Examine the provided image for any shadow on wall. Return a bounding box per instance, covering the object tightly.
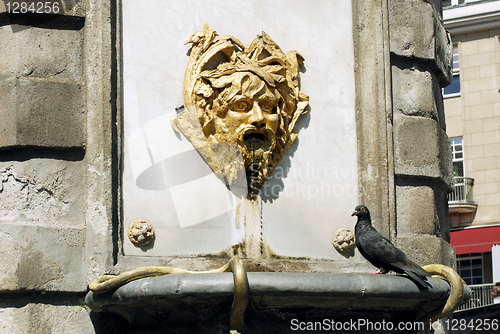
[0,148,85,162]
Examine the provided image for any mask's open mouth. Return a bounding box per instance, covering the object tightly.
[243,133,265,144]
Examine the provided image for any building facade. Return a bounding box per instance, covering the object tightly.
[443,0,500,315]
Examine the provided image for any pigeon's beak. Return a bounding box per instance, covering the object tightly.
[351,211,358,217]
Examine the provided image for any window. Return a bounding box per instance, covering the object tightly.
[451,137,464,177]
[442,0,466,7]
[457,253,483,285]
[444,45,460,97]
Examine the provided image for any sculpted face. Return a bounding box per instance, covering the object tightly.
[222,74,279,144]
[213,72,279,161]
[172,23,309,197]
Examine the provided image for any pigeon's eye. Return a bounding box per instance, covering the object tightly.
[360,207,365,211]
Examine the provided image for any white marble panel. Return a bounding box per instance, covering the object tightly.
[122,0,358,259]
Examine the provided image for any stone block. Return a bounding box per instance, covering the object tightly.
[0,27,16,76]
[391,60,445,127]
[18,27,82,80]
[397,235,456,268]
[395,176,451,242]
[462,66,481,81]
[465,118,482,132]
[464,91,481,107]
[396,184,438,236]
[481,89,500,105]
[468,53,492,67]
[393,114,454,187]
[389,0,434,58]
[443,96,462,117]
[485,169,500,182]
[474,182,497,196]
[389,0,452,85]
[468,77,493,93]
[480,64,498,78]
[0,161,84,226]
[0,78,17,145]
[487,192,500,206]
[460,40,478,56]
[0,295,95,334]
[473,157,497,172]
[0,21,82,80]
[484,143,500,157]
[471,131,495,146]
[0,77,85,149]
[465,144,484,159]
[0,224,87,292]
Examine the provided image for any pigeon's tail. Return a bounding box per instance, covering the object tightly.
[405,270,432,289]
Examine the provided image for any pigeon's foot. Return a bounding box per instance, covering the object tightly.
[367,270,382,274]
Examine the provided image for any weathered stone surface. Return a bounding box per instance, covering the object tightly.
[391,60,447,130]
[389,0,452,85]
[434,13,453,84]
[395,178,451,241]
[389,1,454,274]
[0,79,17,145]
[0,162,84,226]
[397,235,456,269]
[389,0,435,58]
[0,78,84,149]
[393,114,454,187]
[0,23,83,80]
[396,184,439,236]
[0,294,94,334]
[0,14,84,150]
[352,0,394,240]
[0,224,86,292]
[14,28,82,80]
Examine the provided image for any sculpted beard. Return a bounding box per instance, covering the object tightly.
[211,107,277,188]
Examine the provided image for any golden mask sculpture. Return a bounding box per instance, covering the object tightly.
[172,23,309,198]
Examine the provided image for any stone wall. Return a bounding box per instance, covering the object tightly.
[388,0,456,269]
[0,0,454,333]
[0,0,112,332]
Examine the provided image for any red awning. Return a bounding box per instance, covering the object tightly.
[451,225,500,255]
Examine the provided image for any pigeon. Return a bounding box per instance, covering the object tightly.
[351,205,432,288]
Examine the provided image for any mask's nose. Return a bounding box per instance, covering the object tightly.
[249,102,265,128]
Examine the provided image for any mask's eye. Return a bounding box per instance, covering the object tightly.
[259,100,274,113]
[231,100,250,112]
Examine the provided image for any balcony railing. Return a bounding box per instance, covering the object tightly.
[455,283,495,312]
[448,177,476,204]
